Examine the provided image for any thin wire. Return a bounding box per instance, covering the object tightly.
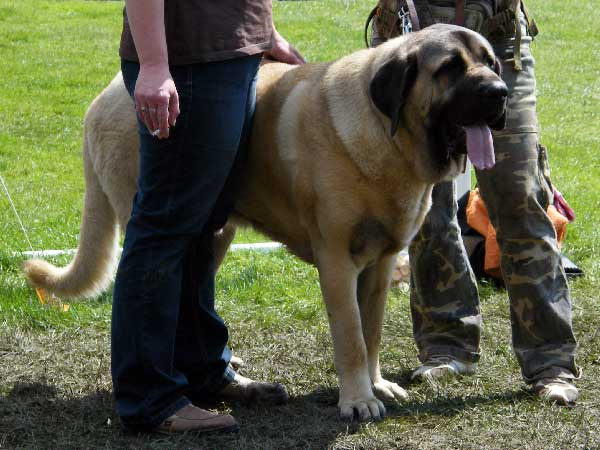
[0,174,35,252]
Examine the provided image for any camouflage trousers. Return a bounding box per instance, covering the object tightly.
[406,13,580,383]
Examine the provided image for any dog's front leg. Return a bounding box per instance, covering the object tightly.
[316,249,385,422]
[357,255,408,403]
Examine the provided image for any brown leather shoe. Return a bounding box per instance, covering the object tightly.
[154,404,239,434]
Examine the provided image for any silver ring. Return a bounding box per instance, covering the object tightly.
[140,106,148,112]
[151,129,161,137]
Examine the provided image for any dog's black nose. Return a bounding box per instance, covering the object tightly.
[478,80,508,98]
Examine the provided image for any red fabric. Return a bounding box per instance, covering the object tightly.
[553,188,576,222]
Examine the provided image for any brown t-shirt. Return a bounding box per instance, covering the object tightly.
[119,0,273,65]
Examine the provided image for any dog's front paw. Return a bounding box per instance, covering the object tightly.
[373,379,408,403]
[338,396,386,422]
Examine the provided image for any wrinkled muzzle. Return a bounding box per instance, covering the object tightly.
[430,74,508,170]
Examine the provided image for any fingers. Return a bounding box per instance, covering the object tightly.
[137,102,168,138]
[133,70,179,139]
[291,45,306,64]
[270,26,305,65]
[265,33,306,65]
[135,102,174,139]
[147,105,161,134]
[138,91,179,139]
[280,44,305,65]
[136,104,152,132]
[168,89,180,127]
[156,103,169,139]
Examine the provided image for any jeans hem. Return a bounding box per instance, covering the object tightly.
[120,396,191,431]
[206,364,236,394]
[522,366,582,385]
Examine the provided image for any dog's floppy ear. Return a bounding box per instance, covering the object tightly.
[369,52,418,136]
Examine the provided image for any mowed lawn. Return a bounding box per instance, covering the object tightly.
[0,1,599,449]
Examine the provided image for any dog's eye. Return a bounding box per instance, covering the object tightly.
[480,49,497,71]
[434,54,465,78]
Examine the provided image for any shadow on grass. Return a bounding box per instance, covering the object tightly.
[1,378,533,450]
[382,368,533,416]
[386,390,533,418]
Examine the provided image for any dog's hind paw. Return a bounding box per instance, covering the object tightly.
[373,379,408,403]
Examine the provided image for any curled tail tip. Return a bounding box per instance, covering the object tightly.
[20,258,105,300]
[21,258,54,288]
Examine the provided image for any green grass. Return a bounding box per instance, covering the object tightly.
[1,1,599,449]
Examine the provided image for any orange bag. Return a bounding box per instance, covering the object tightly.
[465,189,569,279]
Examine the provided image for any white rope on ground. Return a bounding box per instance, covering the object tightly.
[14,244,411,259]
[3,173,407,260]
[14,242,285,258]
[1,174,35,252]
[2,177,286,258]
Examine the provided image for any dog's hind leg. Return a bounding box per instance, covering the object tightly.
[357,256,409,403]
[214,221,237,272]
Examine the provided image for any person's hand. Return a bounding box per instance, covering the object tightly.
[134,63,180,139]
[265,27,305,65]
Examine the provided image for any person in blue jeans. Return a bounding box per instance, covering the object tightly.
[112,0,304,434]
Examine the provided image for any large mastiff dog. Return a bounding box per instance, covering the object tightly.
[24,25,507,421]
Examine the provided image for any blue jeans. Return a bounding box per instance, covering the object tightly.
[112,54,261,430]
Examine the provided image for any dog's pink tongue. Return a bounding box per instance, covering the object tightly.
[465,125,495,170]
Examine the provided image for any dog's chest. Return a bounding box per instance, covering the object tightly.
[348,183,432,267]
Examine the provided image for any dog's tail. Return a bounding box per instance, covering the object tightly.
[22,137,119,299]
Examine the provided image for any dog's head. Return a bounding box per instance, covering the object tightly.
[369,24,507,181]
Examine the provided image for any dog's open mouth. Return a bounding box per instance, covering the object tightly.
[443,122,466,155]
[442,121,496,171]
[464,125,495,170]
[429,92,506,173]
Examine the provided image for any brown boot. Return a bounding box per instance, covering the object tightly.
[154,404,239,434]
